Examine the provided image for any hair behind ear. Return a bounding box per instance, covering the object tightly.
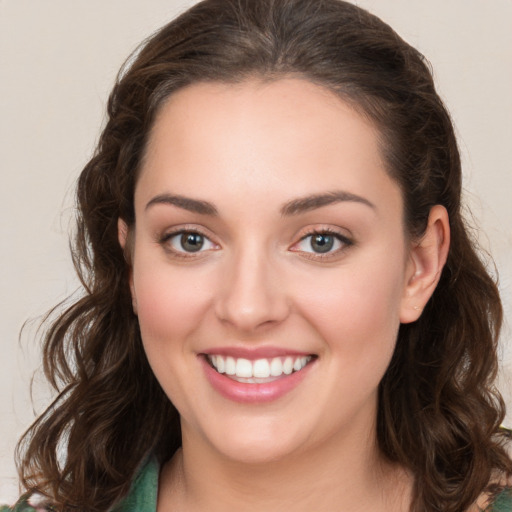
[378,210,508,511]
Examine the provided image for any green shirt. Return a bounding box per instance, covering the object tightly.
[2,457,511,511]
[0,457,158,512]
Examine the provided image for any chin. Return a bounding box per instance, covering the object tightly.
[198,415,310,465]
[217,438,301,465]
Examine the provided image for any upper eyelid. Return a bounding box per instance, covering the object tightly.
[159,225,216,241]
[295,225,353,242]
[161,228,202,240]
[299,229,350,241]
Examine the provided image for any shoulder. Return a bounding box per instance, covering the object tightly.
[484,489,512,512]
[111,455,160,512]
[482,428,512,511]
[0,492,56,511]
[1,455,159,512]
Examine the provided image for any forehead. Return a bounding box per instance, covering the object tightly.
[137,78,401,216]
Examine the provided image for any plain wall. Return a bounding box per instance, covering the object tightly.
[1,0,511,503]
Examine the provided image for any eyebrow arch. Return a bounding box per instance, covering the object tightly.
[145,194,218,216]
[281,191,375,216]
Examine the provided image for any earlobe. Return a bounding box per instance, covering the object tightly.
[117,218,138,315]
[400,205,450,324]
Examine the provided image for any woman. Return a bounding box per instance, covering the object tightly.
[2,0,511,510]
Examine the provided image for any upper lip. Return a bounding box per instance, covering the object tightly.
[200,346,315,360]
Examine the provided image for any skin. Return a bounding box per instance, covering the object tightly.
[119,78,450,511]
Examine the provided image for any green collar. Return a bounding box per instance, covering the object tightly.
[113,456,159,512]
[490,488,512,511]
[111,456,512,512]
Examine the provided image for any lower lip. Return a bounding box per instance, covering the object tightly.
[200,356,315,403]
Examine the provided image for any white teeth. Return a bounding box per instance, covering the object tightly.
[283,357,293,375]
[225,356,236,375]
[235,358,253,378]
[216,355,225,374]
[253,359,270,378]
[208,354,312,379]
[270,357,283,377]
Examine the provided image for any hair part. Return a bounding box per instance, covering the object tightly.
[17,1,510,510]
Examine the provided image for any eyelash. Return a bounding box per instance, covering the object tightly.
[158,227,353,260]
[159,228,218,259]
[291,228,354,260]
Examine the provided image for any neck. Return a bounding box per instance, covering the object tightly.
[158,416,412,512]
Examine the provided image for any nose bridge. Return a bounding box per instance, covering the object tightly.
[215,239,288,331]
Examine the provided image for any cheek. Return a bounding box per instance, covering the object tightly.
[131,261,215,414]
[294,249,406,371]
[132,261,214,344]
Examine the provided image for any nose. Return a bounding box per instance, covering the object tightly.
[214,247,290,333]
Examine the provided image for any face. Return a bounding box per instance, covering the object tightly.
[126,78,417,464]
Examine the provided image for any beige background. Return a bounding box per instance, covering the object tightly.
[1,0,511,503]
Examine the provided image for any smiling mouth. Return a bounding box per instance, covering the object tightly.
[205,354,316,383]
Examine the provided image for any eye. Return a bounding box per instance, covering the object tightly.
[163,230,217,254]
[292,230,353,256]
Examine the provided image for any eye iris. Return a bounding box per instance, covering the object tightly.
[181,233,204,252]
[311,234,334,253]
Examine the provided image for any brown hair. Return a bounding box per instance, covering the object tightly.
[17,0,511,510]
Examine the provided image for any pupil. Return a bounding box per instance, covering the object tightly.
[311,234,334,253]
[181,233,204,252]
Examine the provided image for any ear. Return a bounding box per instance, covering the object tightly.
[118,218,137,315]
[400,205,450,323]
[118,217,129,250]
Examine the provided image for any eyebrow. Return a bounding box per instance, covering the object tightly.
[145,194,218,215]
[145,190,375,217]
[280,191,375,216]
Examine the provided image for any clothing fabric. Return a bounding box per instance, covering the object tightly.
[0,457,158,512]
[2,456,512,511]
[493,490,512,512]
